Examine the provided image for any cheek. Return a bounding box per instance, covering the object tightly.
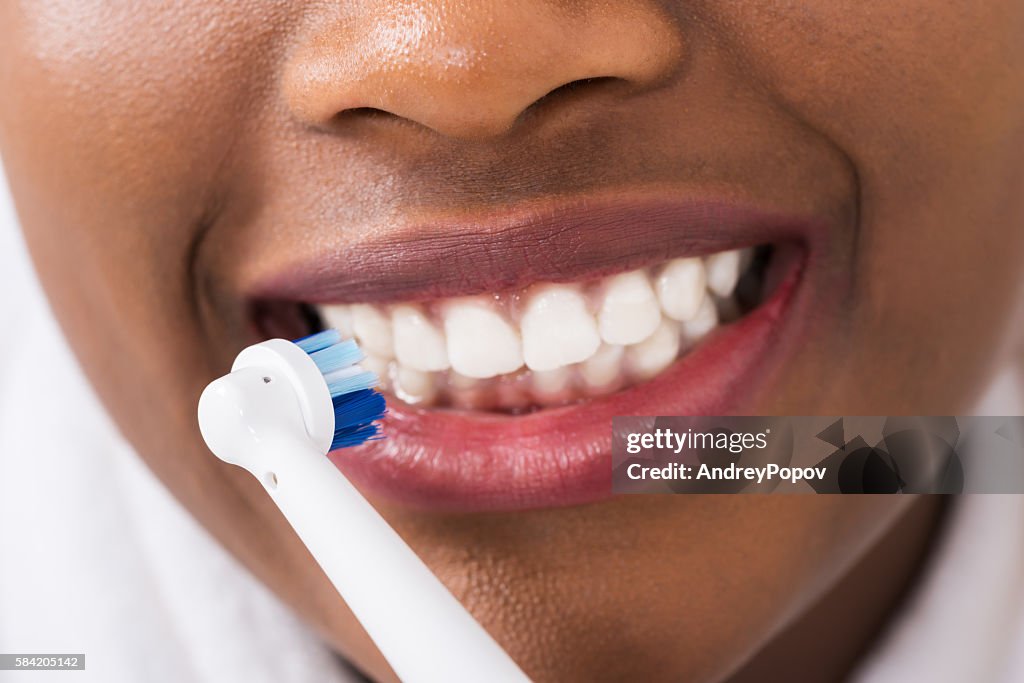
[0,7,332,651]
[707,1,1024,412]
[0,6,381,663]
[0,3,248,300]
[0,2,287,439]
[1,3,262,189]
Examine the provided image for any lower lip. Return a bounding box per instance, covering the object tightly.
[329,250,808,512]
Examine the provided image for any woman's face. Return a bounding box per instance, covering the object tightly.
[2,1,1022,681]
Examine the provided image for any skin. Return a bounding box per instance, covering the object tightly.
[2,1,1022,681]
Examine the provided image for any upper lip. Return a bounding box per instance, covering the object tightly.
[245,193,811,306]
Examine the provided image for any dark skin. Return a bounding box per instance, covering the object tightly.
[1,1,1021,681]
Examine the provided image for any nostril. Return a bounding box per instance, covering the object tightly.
[545,77,619,99]
[528,77,622,111]
[512,77,622,126]
[324,78,624,136]
[282,2,682,138]
[333,106,400,124]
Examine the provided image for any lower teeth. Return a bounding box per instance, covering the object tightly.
[296,246,769,412]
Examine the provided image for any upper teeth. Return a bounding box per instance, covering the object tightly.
[655,257,705,321]
[349,304,394,359]
[705,249,742,298]
[442,298,523,379]
[392,304,450,372]
[521,285,601,372]
[597,271,662,345]
[315,247,752,407]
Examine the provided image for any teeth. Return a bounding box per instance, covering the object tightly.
[392,304,450,372]
[317,245,759,410]
[521,285,601,371]
[531,367,573,403]
[580,343,625,391]
[680,296,719,343]
[597,271,662,345]
[360,354,392,383]
[319,304,355,337]
[393,366,437,404]
[655,258,706,321]
[705,249,743,297]
[626,318,681,380]
[351,305,394,359]
[443,298,524,378]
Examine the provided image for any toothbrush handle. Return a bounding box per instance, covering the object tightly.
[260,436,531,683]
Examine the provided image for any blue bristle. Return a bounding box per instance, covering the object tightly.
[294,329,342,354]
[292,328,386,451]
[330,389,387,450]
[332,422,384,449]
[325,370,378,396]
[309,339,363,375]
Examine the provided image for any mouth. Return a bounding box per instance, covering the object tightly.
[246,196,821,512]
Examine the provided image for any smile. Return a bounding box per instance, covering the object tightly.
[312,245,759,411]
[246,195,826,512]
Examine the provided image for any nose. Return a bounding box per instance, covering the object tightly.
[282,1,683,140]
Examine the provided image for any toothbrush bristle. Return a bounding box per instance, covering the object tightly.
[332,389,388,448]
[294,328,343,354]
[310,339,363,375]
[293,329,386,450]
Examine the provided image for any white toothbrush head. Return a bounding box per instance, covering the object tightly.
[198,330,385,475]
